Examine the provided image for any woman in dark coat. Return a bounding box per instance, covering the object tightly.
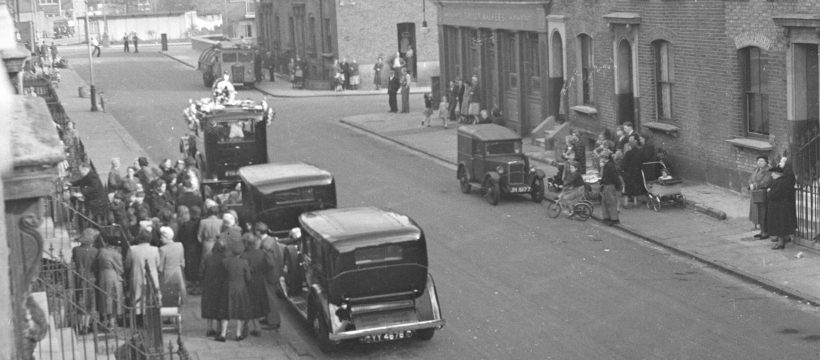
[240,233,270,337]
[180,206,202,285]
[147,179,175,218]
[218,237,252,341]
[72,228,100,334]
[621,133,646,208]
[767,166,796,250]
[201,241,227,338]
[96,233,124,328]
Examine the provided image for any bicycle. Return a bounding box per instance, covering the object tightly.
[544,194,594,221]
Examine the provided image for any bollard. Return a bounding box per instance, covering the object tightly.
[161,34,168,51]
[78,86,87,98]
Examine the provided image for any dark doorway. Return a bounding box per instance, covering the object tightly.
[397,22,417,79]
[549,31,564,121]
[616,40,635,126]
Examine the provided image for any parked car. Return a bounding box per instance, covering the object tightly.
[456,124,546,205]
[279,207,445,352]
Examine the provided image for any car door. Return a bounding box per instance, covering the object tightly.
[471,140,486,182]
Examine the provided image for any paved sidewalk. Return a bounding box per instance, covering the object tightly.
[341,112,820,306]
[57,65,298,360]
[159,45,431,98]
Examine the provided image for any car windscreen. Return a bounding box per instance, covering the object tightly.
[485,141,522,156]
[237,52,254,62]
[214,119,256,144]
[263,185,334,207]
[203,181,244,206]
[222,53,237,62]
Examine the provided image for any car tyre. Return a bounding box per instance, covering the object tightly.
[531,178,544,203]
[312,307,336,353]
[416,328,435,341]
[458,167,471,194]
[283,249,303,296]
[484,179,500,206]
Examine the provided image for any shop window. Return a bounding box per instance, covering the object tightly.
[502,31,517,89]
[793,43,819,123]
[653,40,673,121]
[577,34,593,105]
[288,16,295,49]
[522,32,540,91]
[739,47,769,136]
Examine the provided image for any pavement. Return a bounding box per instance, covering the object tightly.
[53,46,820,358]
[339,112,820,308]
[159,44,432,98]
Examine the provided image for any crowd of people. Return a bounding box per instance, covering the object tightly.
[747,154,797,250]
[67,154,286,341]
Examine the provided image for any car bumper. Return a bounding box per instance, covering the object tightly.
[329,319,446,341]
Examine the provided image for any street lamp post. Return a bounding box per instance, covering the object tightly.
[83,3,98,112]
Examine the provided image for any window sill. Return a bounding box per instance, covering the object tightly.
[643,122,680,137]
[725,137,773,152]
[321,53,334,58]
[570,105,597,115]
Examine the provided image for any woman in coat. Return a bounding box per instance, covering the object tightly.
[96,233,124,328]
[373,57,384,90]
[147,179,174,218]
[72,228,99,334]
[767,166,796,250]
[218,236,252,342]
[125,229,160,317]
[200,240,227,338]
[240,233,270,337]
[158,226,186,306]
[621,133,646,208]
[749,156,772,239]
[179,206,202,287]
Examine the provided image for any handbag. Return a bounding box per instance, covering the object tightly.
[751,189,767,203]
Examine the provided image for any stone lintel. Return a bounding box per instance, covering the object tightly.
[773,14,820,29]
[604,12,641,26]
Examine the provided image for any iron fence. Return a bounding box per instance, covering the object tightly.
[793,121,820,242]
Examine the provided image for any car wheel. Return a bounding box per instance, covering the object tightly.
[546,201,561,218]
[283,249,303,296]
[416,328,435,341]
[458,167,471,194]
[312,307,336,353]
[484,179,500,206]
[573,202,593,221]
[531,178,544,203]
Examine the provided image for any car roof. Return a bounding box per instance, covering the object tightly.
[238,162,333,194]
[300,207,422,253]
[458,124,521,141]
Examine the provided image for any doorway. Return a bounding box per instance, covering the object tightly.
[397,23,417,79]
[616,39,635,125]
[549,31,564,121]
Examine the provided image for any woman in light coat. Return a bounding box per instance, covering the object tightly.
[158,226,186,306]
[126,229,160,316]
[748,155,772,239]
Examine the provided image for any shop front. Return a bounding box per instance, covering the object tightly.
[436,1,549,135]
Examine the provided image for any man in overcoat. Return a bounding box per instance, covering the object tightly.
[387,70,400,113]
[766,166,796,250]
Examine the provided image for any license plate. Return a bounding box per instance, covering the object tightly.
[511,186,531,193]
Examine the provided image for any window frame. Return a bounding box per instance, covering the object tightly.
[577,33,594,106]
[653,40,673,122]
[739,46,769,136]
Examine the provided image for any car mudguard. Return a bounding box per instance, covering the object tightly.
[533,168,546,179]
[457,163,469,180]
[484,171,501,184]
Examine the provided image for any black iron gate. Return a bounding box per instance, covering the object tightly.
[793,124,820,242]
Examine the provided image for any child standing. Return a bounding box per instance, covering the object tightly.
[422,93,433,127]
[438,96,449,129]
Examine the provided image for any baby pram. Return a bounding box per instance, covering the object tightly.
[641,161,685,211]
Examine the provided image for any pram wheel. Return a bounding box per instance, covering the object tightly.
[648,195,661,212]
[546,201,561,218]
[572,202,593,221]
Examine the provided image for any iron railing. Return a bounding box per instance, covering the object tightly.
[794,127,820,242]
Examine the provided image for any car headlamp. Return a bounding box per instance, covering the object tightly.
[496,165,505,174]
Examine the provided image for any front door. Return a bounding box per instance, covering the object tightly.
[615,40,636,126]
[500,31,521,134]
[397,23,417,79]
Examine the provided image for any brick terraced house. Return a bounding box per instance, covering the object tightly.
[256,0,440,90]
[434,0,820,240]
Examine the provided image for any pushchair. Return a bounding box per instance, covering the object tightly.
[641,161,685,211]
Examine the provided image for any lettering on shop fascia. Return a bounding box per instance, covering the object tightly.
[441,7,546,31]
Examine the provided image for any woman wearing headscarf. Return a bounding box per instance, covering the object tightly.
[201,241,227,339]
[72,228,99,334]
[748,155,772,239]
[767,166,796,250]
[96,232,124,329]
[158,226,186,306]
[125,229,160,319]
[219,232,252,342]
[240,232,269,337]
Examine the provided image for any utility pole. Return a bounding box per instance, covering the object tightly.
[83,3,98,112]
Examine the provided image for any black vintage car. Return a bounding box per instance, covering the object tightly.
[280,207,445,352]
[457,124,546,205]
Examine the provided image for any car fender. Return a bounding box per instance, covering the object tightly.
[415,274,445,323]
[484,171,500,184]
[309,284,330,321]
[457,163,469,180]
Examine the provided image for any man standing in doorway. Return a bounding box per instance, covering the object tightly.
[387,70,400,113]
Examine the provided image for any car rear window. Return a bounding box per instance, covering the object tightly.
[354,245,403,266]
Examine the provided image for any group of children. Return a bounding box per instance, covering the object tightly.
[421,93,450,128]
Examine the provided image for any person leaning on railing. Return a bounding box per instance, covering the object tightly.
[70,162,109,225]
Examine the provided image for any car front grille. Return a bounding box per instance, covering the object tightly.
[508,162,525,184]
